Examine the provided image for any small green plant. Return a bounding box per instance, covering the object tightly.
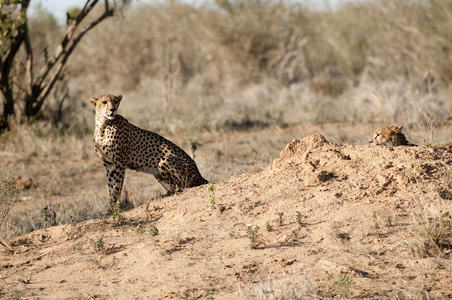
[188,136,201,158]
[188,137,201,148]
[204,290,215,300]
[278,212,284,226]
[148,224,159,236]
[417,210,451,254]
[145,200,153,221]
[225,227,235,237]
[244,197,251,212]
[94,236,105,254]
[247,225,262,249]
[208,186,215,207]
[136,225,144,234]
[386,216,393,227]
[113,201,125,225]
[372,211,379,229]
[42,203,62,227]
[334,272,353,296]
[266,223,273,232]
[0,174,19,230]
[335,272,352,285]
[425,211,451,246]
[296,211,303,225]
[443,212,451,227]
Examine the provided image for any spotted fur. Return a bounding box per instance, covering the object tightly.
[90,94,208,210]
[368,125,415,146]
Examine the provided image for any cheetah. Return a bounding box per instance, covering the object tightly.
[89,94,208,210]
[368,125,416,146]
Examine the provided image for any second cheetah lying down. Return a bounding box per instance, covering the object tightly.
[369,125,416,146]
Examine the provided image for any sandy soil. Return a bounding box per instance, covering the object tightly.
[1,135,452,299]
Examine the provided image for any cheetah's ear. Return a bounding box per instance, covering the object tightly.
[89,97,98,107]
[117,95,122,102]
[396,125,403,132]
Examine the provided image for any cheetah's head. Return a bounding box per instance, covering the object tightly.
[369,125,404,146]
[89,94,122,120]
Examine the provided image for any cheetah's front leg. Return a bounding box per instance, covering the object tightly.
[105,163,126,211]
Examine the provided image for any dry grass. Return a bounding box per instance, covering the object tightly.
[0,172,19,230]
[411,187,452,257]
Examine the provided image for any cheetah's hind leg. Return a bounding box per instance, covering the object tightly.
[154,174,177,195]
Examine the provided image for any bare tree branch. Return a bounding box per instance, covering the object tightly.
[24,30,33,98]
[34,1,115,113]
[34,0,99,91]
[1,0,126,130]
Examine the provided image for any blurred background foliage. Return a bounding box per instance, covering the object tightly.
[4,0,452,134]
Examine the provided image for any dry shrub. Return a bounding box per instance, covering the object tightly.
[2,196,109,240]
[409,175,452,257]
[60,0,452,134]
[0,173,19,232]
[348,80,452,126]
[413,206,452,257]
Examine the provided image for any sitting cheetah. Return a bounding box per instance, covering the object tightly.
[368,125,416,146]
[89,94,208,210]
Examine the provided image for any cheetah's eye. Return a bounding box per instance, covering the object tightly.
[103,101,107,105]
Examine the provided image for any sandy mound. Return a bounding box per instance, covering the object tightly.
[1,135,451,299]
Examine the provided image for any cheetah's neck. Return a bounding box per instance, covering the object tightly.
[93,114,111,141]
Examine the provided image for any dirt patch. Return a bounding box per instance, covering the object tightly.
[1,135,452,299]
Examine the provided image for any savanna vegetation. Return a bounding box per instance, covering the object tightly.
[1,1,452,298]
[1,0,452,238]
